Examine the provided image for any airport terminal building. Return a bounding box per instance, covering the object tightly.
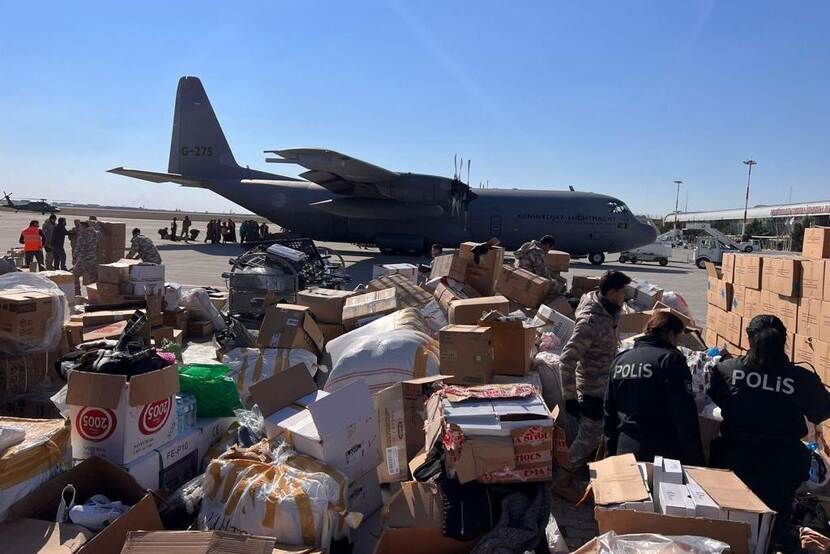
[666,200,830,232]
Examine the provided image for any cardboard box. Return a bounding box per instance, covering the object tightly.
[722,253,737,283]
[6,457,164,554]
[447,295,509,325]
[0,290,55,352]
[127,281,164,297]
[531,305,575,353]
[793,335,830,383]
[0,352,49,399]
[570,275,600,297]
[95,221,128,264]
[738,255,763,290]
[625,280,664,311]
[187,319,214,339]
[120,531,322,554]
[375,376,447,483]
[821,300,830,344]
[730,285,746,315]
[617,311,651,337]
[67,364,179,464]
[40,269,76,303]
[543,250,570,272]
[659,482,696,517]
[98,259,140,284]
[250,364,380,481]
[257,303,325,354]
[296,287,356,324]
[318,322,345,343]
[707,277,733,311]
[433,281,479,313]
[545,294,575,319]
[759,290,777,315]
[115,427,199,492]
[803,226,830,259]
[744,288,762,320]
[686,472,724,520]
[428,384,553,484]
[372,263,418,283]
[439,325,495,385]
[429,253,468,282]
[348,468,383,516]
[760,256,777,292]
[706,304,725,335]
[721,311,743,347]
[705,328,718,348]
[163,307,188,330]
[478,312,539,376]
[496,265,551,309]
[771,257,802,297]
[776,294,798,332]
[369,273,432,308]
[458,240,505,296]
[800,259,826,301]
[825,260,830,300]
[797,298,823,338]
[591,455,773,554]
[129,263,165,283]
[342,288,399,329]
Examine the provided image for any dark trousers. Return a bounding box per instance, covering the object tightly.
[24,250,45,270]
[52,246,67,270]
[711,438,809,551]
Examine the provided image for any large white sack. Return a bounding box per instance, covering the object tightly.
[324,329,439,394]
[223,347,318,407]
[326,308,432,362]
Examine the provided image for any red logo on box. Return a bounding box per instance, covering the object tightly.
[139,398,171,435]
[76,407,117,442]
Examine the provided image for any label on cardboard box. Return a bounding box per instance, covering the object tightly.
[257,303,324,353]
[67,364,179,465]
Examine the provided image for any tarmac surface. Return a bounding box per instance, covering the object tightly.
[1,211,710,324]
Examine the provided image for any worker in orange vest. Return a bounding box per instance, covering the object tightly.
[19,220,47,271]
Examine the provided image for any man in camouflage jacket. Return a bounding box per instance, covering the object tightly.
[127,228,162,264]
[554,271,631,501]
[515,235,567,297]
[72,221,99,293]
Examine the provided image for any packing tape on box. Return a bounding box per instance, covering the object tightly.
[0,421,69,489]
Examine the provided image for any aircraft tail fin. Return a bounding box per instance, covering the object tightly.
[168,76,242,178]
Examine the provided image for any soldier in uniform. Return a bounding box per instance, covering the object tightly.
[604,311,703,465]
[514,235,556,277]
[708,315,830,551]
[72,220,99,293]
[554,270,631,501]
[42,213,56,269]
[126,228,162,264]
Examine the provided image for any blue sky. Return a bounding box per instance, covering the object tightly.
[2,1,829,216]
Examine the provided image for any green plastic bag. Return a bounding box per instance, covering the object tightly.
[178,363,242,417]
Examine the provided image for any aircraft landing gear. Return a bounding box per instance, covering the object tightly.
[588,252,605,266]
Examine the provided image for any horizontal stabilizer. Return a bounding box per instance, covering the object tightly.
[107,167,211,188]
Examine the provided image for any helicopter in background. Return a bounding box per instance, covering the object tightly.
[2,192,60,214]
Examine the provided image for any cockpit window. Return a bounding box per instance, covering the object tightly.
[607,200,630,214]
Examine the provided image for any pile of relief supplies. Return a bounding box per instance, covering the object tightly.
[0,238,792,554]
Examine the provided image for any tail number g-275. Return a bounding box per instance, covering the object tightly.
[181,146,213,157]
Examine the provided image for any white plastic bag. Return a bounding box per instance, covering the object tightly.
[661,291,695,326]
[0,272,69,353]
[577,530,729,554]
[223,347,318,407]
[180,288,226,332]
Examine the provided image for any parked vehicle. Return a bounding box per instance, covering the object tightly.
[618,242,671,266]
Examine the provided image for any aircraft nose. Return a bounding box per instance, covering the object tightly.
[627,221,657,249]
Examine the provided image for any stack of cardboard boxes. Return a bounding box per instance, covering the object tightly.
[704,227,830,382]
[92,220,127,264]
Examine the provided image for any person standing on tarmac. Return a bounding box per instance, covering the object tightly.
[708,315,830,551]
[604,311,703,465]
[554,270,631,501]
[51,217,69,271]
[42,213,56,269]
[19,220,47,270]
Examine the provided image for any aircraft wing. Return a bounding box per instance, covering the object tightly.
[265,148,399,195]
[107,167,212,188]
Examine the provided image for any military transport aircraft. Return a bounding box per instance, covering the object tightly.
[110,77,656,264]
[3,192,60,214]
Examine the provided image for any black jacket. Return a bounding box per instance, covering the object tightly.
[708,356,830,447]
[604,335,703,465]
[51,224,68,250]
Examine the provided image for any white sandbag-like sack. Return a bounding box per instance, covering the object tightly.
[180,287,226,332]
[0,272,69,354]
[223,347,318,407]
[324,328,439,394]
[198,441,359,550]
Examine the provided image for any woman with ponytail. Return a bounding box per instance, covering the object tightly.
[708,315,830,551]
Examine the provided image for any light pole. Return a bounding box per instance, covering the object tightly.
[673,180,683,231]
[741,160,757,237]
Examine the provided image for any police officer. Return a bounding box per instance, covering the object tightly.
[708,315,830,551]
[604,311,703,465]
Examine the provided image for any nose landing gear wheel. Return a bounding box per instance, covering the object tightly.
[588,252,605,266]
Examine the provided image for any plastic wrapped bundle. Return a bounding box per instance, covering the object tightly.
[222,347,318,407]
[0,272,69,354]
[661,291,695,327]
[324,309,439,394]
[577,530,729,554]
[180,288,227,332]
[198,441,359,549]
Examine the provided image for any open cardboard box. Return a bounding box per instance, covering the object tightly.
[250,363,380,481]
[4,457,163,554]
[589,454,773,554]
[257,304,324,354]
